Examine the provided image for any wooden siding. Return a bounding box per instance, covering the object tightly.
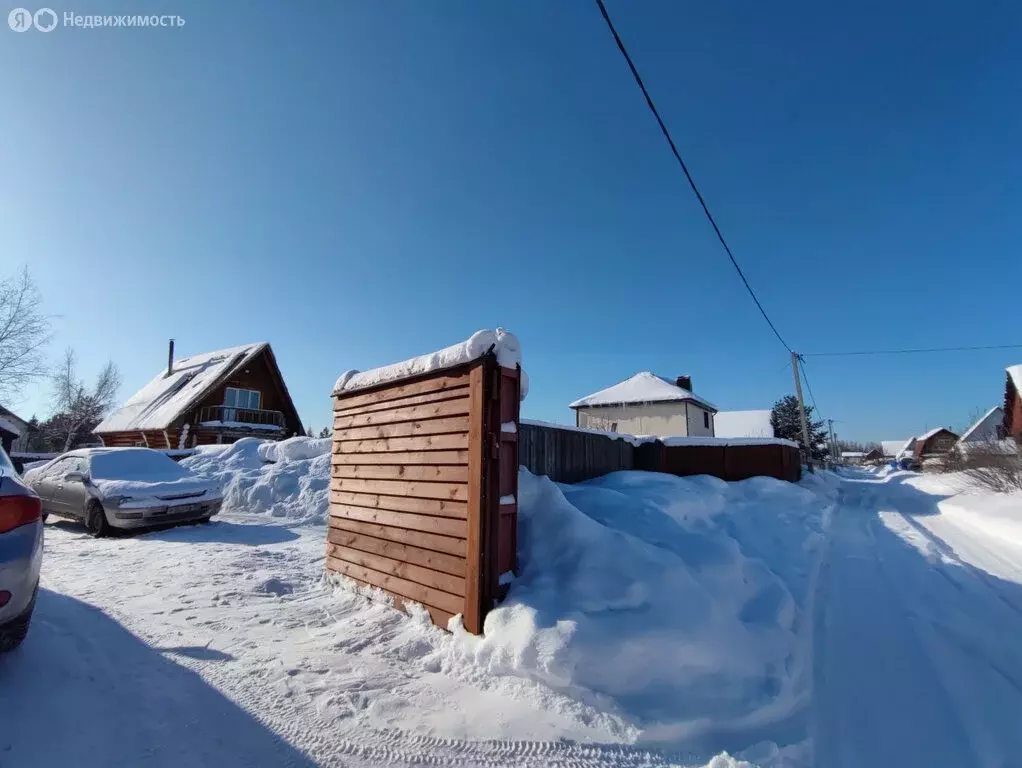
[327,358,521,635]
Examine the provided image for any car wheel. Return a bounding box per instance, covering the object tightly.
[197,516,213,525]
[0,600,35,653]
[85,501,110,538]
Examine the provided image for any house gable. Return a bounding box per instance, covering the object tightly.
[190,346,301,434]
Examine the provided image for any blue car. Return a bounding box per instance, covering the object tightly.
[0,446,43,652]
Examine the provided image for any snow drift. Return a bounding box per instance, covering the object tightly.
[425,469,832,755]
[181,437,331,525]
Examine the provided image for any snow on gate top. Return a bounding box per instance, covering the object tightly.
[332,328,527,399]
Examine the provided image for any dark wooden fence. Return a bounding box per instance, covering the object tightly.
[519,421,635,484]
[519,421,801,484]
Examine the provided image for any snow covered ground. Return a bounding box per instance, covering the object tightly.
[3,439,1022,767]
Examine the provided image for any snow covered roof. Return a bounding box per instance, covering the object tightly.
[917,427,957,442]
[569,372,717,411]
[714,410,773,438]
[0,406,27,437]
[95,343,268,433]
[881,439,912,458]
[959,406,1004,443]
[1008,364,1022,393]
[332,329,526,398]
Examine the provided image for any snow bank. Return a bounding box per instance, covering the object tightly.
[333,328,526,398]
[426,468,829,751]
[181,437,330,524]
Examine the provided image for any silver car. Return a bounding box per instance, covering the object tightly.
[24,448,222,537]
[0,446,43,652]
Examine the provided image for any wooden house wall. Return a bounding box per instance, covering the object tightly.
[194,349,297,431]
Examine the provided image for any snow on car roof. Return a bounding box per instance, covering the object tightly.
[333,329,525,397]
[569,371,717,411]
[95,344,266,433]
[714,410,773,438]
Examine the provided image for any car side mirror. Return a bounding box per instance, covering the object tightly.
[63,471,87,483]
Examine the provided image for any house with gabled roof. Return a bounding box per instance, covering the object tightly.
[0,405,29,454]
[959,406,1005,445]
[95,341,302,449]
[569,372,717,437]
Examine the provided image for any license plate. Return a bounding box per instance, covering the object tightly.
[176,503,202,514]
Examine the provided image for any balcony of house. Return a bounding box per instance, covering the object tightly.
[196,405,286,433]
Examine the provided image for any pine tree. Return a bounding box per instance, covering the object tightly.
[771,394,829,462]
[318,426,330,439]
[305,424,314,437]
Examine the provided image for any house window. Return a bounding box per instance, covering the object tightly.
[224,387,261,411]
[703,411,710,429]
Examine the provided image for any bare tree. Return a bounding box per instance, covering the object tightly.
[942,437,1022,493]
[51,349,122,451]
[0,268,51,401]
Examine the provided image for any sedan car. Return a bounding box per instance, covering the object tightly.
[0,446,43,652]
[23,448,222,537]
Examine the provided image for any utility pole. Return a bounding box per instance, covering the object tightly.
[791,351,814,472]
[828,419,837,464]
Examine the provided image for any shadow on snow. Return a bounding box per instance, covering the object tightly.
[0,589,316,767]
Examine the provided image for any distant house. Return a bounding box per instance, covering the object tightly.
[569,372,717,437]
[913,428,959,461]
[862,447,884,463]
[1005,365,1022,441]
[95,341,302,449]
[0,406,29,454]
[715,409,773,439]
[841,451,866,466]
[959,406,1005,445]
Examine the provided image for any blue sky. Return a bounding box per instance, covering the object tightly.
[3,0,1020,443]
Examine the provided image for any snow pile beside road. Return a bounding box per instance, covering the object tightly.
[427,469,830,756]
[181,437,330,524]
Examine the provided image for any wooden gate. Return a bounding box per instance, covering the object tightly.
[327,353,520,634]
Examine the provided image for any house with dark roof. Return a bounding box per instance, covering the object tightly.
[569,372,717,437]
[95,341,302,448]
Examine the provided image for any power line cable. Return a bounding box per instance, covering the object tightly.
[594,0,792,353]
[798,355,821,418]
[803,343,1022,358]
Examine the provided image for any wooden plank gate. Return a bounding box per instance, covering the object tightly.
[327,353,520,634]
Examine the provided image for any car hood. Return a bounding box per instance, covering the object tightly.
[92,477,221,502]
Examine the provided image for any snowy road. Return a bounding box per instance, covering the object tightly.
[4,461,1022,768]
[813,473,1022,767]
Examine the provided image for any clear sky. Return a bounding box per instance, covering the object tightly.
[3,0,1020,443]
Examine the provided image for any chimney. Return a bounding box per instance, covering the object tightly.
[166,339,175,377]
[675,375,692,392]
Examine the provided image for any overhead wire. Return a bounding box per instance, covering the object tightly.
[594,0,792,353]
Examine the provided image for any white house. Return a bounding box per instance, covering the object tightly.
[569,372,717,437]
[958,406,1005,444]
[715,409,773,439]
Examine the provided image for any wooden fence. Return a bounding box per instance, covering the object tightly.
[328,353,520,634]
[519,422,801,484]
[518,421,635,484]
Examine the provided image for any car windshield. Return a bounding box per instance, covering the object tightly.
[89,450,190,482]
